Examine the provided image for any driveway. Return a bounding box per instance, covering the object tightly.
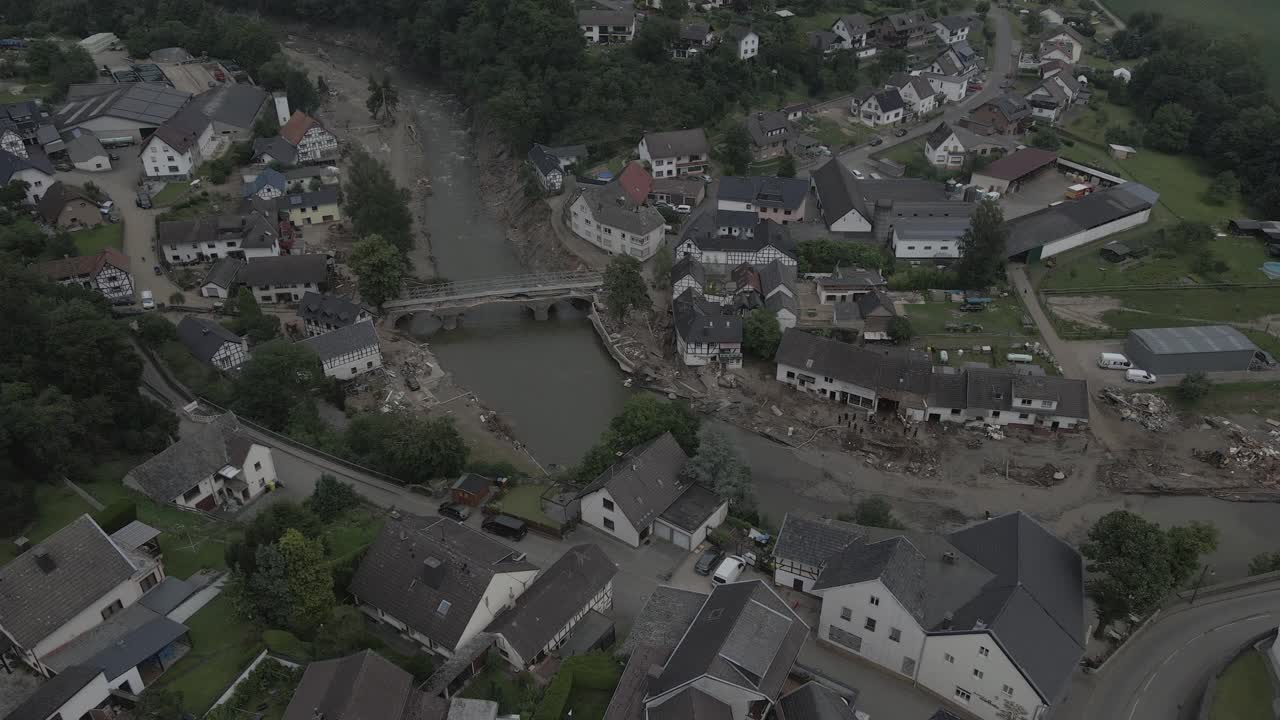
[838,8,1017,173]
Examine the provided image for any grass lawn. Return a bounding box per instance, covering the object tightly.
[496,484,562,529]
[880,140,922,168]
[1208,650,1276,720]
[0,484,94,564]
[460,663,539,715]
[1165,381,1280,418]
[152,182,191,207]
[904,297,1036,337]
[1039,234,1275,290]
[323,505,385,566]
[1243,330,1280,359]
[72,223,124,255]
[154,594,264,715]
[3,84,52,102]
[1106,287,1280,324]
[565,687,614,720]
[794,11,842,33]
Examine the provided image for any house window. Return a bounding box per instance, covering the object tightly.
[367,361,374,368]
[901,657,916,675]
[101,599,124,619]
[141,573,159,592]
[990,411,1000,418]
[168,166,179,173]
[254,461,262,471]
[864,617,877,632]
[1020,399,1032,406]
[954,687,972,703]
[182,486,202,503]
[944,653,955,664]
[829,626,862,653]
[869,595,880,606]
[602,498,615,511]
[786,371,795,379]
[603,518,615,531]
[1002,684,1014,696]
[889,628,901,642]
[979,646,990,657]
[840,607,852,621]
[1018,413,1030,420]
[973,668,984,679]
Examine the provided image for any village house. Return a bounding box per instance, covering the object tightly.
[158,212,282,264]
[891,215,971,263]
[1025,72,1081,123]
[808,30,840,55]
[242,167,286,201]
[744,110,794,161]
[449,473,492,507]
[199,257,244,299]
[926,41,980,79]
[675,211,798,268]
[718,175,809,224]
[967,94,1032,136]
[758,259,798,329]
[4,666,115,720]
[279,110,339,164]
[32,248,133,305]
[300,319,384,380]
[1,100,52,144]
[239,253,329,303]
[0,148,54,204]
[176,316,249,372]
[577,432,729,549]
[275,188,341,226]
[971,147,1060,194]
[567,162,665,260]
[280,650,447,720]
[885,73,939,117]
[839,290,898,341]
[908,367,1090,428]
[650,175,706,207]
[488,544,617,670]
[540,143,587,169]
[638,128,710,178]
[772,511,1085,720]
[672,256,709,300]
[874,11,935,48]
[1039,25,1086,63]
[603,580,808,720]
[923,121,1018,168]
[297,291,373,337]
[774,329,932,412]
[281,165,341,192]
[831,13,873,53]
[0,516,166,676]
[934,15,970,44]
[857,89,906,127]
[810,158,974,241]
[349,513,540,657]
[1004,182,1157,263]
[191,83,269,142]
[141,104,215,180]
[814,266,888,304]
[673,22,715,59]
[723,26,760,60]
[65,132,110,172]
[54,83,191,144]
[124,413,277,509]
[251,135,298,167]
[1,125,25,157]
[36,182,103,229]
[921,72,969,103]
[578,10,636,43]
[528,143,565,192]
[673,288,745,368]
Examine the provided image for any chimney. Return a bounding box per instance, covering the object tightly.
[422,556,445,588]
[942,551,956,564]
[940,612,954,629]
[273,92,291,127]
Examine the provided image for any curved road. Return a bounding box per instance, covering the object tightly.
[1056,582,1280,720]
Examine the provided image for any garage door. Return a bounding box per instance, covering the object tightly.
[653,522,672,543]
[670,529,690,550]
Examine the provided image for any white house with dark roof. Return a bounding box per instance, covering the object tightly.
[280,649,445,720]
[0,515,165,676]
[176,316,249,372]
[158,212,282,265]
[673,288,744,368]
[349,513,540,656]
[774,512,1084,720]
[857,89,906,127]
[671,256,708,300]
[907,367,1090,429]
[528,143,565,192]
[774,329,932,412]
[297,291,373,337]
[577,433,728,550]
[885,73,938,117]
[300,319,383,380]
[578,10,635,43]
[718,176,809,224]
[200,257,244,299]
[141,103,214,180]
[723,26,760,60]
[831,14,872,52]
[934,15,970,44]
[0,148,55,204]
[3,666,113,720]
[567,170,665,260]
[488,544,617,670]
[279,111,338,164]
[638,129,709,178]
[31,248,133,305]
[924,122,1019,168]
[675,211,797,268]
[240,254,329,303]
[123,413,276,509]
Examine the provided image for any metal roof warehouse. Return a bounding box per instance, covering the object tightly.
[1125,325,1258,375]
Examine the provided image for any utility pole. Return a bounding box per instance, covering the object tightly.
[1188,564,1214,604]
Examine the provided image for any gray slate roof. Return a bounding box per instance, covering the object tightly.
[1129,325,1256,355]
[642,128,709,159]
[579,432,689,528]
[192,84,268,130]
[277,188,338,209]
[137,577,196,616]
[0,148,53,183]
[658,484,725,532]
[774,329,932,398]
[620,586,708,656]
[0,516,138,649]
[674,288,743,345]
[45,603,187,680]
[348,514,537,651]
[647,688,732,720]
[124,414,254,502]
[281,650,415,720]
[964,368,1089,420]
[55,82,190,129]
[813,536,928,621]
[773,514,862,567]
[718,176,808,211]
[681,213,797,257]
[871,89,904,113]
[176,316,243,365]
[777,681,858,720]
[575,183,665,236]
[486,544,617,662]
[649,581,807,702]
[671,255,706,287]
[203,257,245,290]
[578,9,633,26]
[243,168,286,198]
[300,319,379,362]
[759,259,796,296]
[297,291,370,329]
[528,144,562,176]
[810,158,867,228]
[744,111,792,148]
[451,473,491,496]
[239,253,329,287]
[253,136,298,165]
[150,103,211,154]
[3,666,103,720]
[66,132,106,163]
[1004,183,1156,257]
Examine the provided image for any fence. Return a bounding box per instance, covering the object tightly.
[1040,281,1280,294]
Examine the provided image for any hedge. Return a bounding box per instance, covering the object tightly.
[93,500,137,534]
[532,652,621,720]
[532,670,573,720]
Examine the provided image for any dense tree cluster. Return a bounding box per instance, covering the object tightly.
[796,239,892,275]
[345,147,416,254]
[16,40,95,99]
[954,199,1008,288]
[574,395,700,483]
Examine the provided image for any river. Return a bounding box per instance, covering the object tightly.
[399,88,633,468]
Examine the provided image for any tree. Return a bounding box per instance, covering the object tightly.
[720,125,753,176]
[231,340,325,431]
[975,0,991,15]
[996,700,1030,720]
[232,288,280,343]
[603,256,651,321]
[227,501,323,575]
[136,314,177,347]
[633,18,680,63]
[277,529,334,632]
[1029,127,1061,150]
[888,315,914,344]
[1203,171,1239,206]
[253,110,279,139]
[1143,103,1195,153]
[307,474,361,521]
[1023,12,1044,35]
[1081,511,1218,632]
[345,412,469,480]
[954,199,1008,289]
[661,0,688,19]
[575,396,701,481]
[366,74,400,122]
[350,235,406,307]
[245,543,293,627]
[682,427,753,512]
[344,146,415,253]
[743,308,782,359]
[852,497,906,529]
[1176,372,1211,403]
[797,239,890,274]
[776,154,796,178]
[1248,552,1280,576]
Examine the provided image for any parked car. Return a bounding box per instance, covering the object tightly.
[482,514,528,540]
[712,555,747,585]
[1254,350,1277,368]
[53,160,73,172]
[894,128,908,137]
[438,502,472,522]
[851,169,866,180]
[1097,352,1132,370]
[136,192,153,209]
[694,547,725,576]
[99,200,114,215]
[675,204,692,214]
[869,137,884,146]
[1125,369,1158,384]
[140,290,155,310]
[405,376,421,391]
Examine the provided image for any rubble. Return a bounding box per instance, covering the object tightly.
[1101,388,1172,431]
[1192,416,1280,482]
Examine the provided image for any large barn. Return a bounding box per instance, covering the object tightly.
[1125,326,1258,375]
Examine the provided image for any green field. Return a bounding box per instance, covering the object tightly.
[495,483,562,529]
[904,297,1036,337]
[1106,0,1280,93]
[72,223,123,254]
[153,594,264,715]
[1207,650,1276,720]
[1039,234,1275,290]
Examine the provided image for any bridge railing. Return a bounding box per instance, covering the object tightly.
[399,271,603,301]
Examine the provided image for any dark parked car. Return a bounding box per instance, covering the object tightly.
[153,265,162,276]
[894,128,908,137]
[482,514,528,540]
[694,547,725,576]
[438,502,472,522]
[869,137,884,146]
[136,192,153,209]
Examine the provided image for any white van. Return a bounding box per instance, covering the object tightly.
[712,555,746,585]
[1125,369,1157,384]
[1098,352,1132,369]
[140,290,155,310]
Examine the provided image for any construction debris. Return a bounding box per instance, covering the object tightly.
[1101,388,1171,431]
[1192,416,1280,482]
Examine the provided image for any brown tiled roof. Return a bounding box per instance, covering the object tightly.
[32,248,130,281]
[279,111,319,146]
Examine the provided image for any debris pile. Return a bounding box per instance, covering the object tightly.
[1193,416,1280,482]
[1101,388,1171,431]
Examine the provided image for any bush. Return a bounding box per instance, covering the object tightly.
[563,652,622,690]
[93,500,137,533]
[306,474,361,521]
[387,651,435,681]
[533,670,574,720]
[136,314,178,347]
[1176,372,1211,403]
[263,629,313,662]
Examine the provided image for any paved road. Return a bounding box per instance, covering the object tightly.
[1055,581,1280,720]
[839,8,1017,172]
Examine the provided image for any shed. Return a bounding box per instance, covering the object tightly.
[1099,241,1130,262]
[1108,143,1137,160]
[1125,325,1258,375]
[450,473,492,506]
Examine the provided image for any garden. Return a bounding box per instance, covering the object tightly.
[71,223,123,255]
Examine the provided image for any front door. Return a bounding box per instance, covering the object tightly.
[792,578,804,590]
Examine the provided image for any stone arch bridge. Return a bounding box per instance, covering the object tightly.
[382,271,604,328]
